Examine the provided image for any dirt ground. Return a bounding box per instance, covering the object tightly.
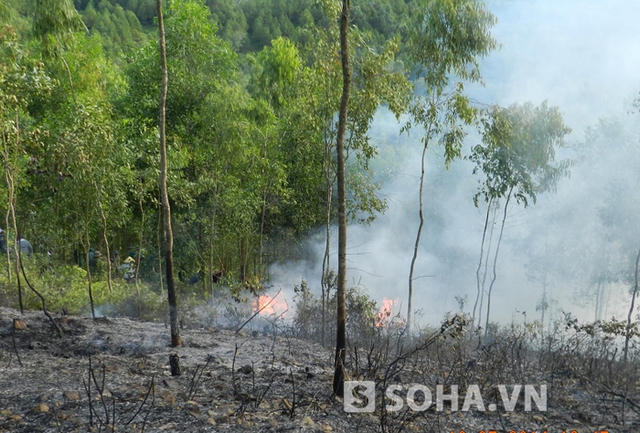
[0,307,634,432]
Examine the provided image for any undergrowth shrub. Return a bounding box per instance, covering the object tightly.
[291,277,381,345]
[0,254,165,319]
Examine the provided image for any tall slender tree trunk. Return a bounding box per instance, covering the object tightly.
[3,135,13,286]
[3,143,14,292]
[258,133,270,275]
[9,204,22,314]
[484,188,512,336]
[321,128,335,347]
[155,208,164,292]
[97,194,113,293]
[477,203,497,328]
[472,197,493,326]
[595,281,603,321]
[321,182,332,347]
[539,268,548,329]
[135,196,145,308]
[407,137,430,333]
[624,249,640,363]
[594,238,608,321]
[157,0,181,347]
[208,206,217,298]
[4,210,12,284]
[333,0,351,398]
[84,225,95,319]
[4,114,20,310]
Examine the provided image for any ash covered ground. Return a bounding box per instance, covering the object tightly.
[0,307,637,432]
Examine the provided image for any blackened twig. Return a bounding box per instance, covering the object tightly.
[19,252,62,336]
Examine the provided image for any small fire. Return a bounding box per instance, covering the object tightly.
[253,293,290,317]
[375,298,400,327]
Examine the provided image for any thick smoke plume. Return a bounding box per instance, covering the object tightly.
[267,0,640,328]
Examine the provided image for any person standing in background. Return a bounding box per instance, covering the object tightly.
[18,235,33,257]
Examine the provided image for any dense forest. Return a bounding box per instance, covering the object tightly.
[3,0,636,341]
[0,0,496,315]
[0,0,425,312]
[6,1,640,430]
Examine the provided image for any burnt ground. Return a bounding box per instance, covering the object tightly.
[0,307,637,432]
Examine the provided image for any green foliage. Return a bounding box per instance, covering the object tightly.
[249,37,301,111]
[0,256,165,317]
[408,0,497,88]
[1,0,577,334]
[78,0,149,59]
[32,0,86,56]
[405,0,498,166]
[470,101,572,207]
[204,0,247,50]
[264,3,410,233]
[240,0,320,52]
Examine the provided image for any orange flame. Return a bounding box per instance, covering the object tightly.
[375,298,400,327]
[253,293,290,317]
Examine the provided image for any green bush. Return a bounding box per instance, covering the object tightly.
[0,254,165,319]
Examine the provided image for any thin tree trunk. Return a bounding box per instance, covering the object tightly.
[624,249,640,363]
[539,265,548,331]
[484,188,512,336]
[4,115,21,310]
[321,182,332,347]
[208,206,216,298]
[97,194,113,293]
[135,196,145,309]
[595,278,603,321]
[478,201,498,329]
[478,203,499,330]
[407,139,429,333]
[9,217,22,314]
[4,209,12,284]
[258,132,269,275]
[85,225,95,319]
[333,0,351,398]
[472,197,493,326]
[2,127,14,287]
[157,207,164,293]
[157,0,181,347]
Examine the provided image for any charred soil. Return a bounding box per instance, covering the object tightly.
[0,307,637,432]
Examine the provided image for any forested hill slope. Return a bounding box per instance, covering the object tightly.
[1,0,438,313]
[60,0,411,57]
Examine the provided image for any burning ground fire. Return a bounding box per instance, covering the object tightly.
[376,298,402,327]
[251,292,401,327]
[253,292,290,318]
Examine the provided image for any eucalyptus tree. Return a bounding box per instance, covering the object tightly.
[125,0,270,298]
[331,0,351,399]
[404,0,497,332]
[32,0,85,56]
[469,101,571,333]
[0,24,53,311]
[22,32,132,317]
[156,0,180,347]
[245,43,295,271]
[248,0,409,345]
[624,249,640,363]
[1,0,135,317]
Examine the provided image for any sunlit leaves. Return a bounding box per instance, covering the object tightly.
[470,101,572,207]
[31,0,85,56]
[408,0,497,89]
[249,37,301,111]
